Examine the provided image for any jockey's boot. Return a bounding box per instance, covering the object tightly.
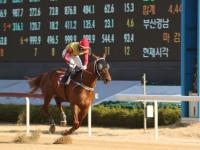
[66,74,71,85]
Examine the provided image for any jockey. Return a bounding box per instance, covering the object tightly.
[61,37,90,84]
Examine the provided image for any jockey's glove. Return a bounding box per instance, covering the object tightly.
[82,65,87,70]
[69,59,75,65]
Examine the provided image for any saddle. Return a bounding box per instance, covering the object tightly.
[58,65,81,85]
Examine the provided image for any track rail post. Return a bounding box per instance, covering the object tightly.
[88,104,92,137]
[154,100,158,141]
[25,97,30,135]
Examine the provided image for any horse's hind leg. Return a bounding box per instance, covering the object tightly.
[42,95,56,133]
[55,97,67,126]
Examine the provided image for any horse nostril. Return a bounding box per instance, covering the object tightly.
[104,78,111,84]
[107,77,111,81]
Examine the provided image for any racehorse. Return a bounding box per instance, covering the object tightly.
[27,53,111,135]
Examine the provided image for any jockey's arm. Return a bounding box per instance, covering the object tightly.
[83,52,89,67]
[64,48,73,63]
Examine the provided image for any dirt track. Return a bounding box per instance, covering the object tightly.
[0,124,200,150]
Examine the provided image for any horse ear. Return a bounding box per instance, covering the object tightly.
[102,52,107,58]
[91,53,98,60]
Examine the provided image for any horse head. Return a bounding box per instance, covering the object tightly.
[87,53,112,84]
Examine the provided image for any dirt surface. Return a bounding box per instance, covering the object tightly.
[0,123,200,150]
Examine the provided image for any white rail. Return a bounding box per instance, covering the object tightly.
[2,93,199,139]
[115,94,200,102]
[25,97,30,135]
[115,94,200,141]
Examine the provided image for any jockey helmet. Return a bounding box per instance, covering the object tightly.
[79,38,90,50]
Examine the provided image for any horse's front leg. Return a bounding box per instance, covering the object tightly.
[78,106,89,126]
[63,105,89,135]
[63,104,79,135]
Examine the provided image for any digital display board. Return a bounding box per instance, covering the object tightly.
[0,0,181,62]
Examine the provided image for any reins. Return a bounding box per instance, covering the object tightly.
[71,71,95,91]
[71,57,105,91]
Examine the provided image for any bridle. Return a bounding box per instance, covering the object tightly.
[71,57,109,91]
[94,57,106,78]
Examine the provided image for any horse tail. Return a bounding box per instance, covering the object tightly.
[25,74,44,94]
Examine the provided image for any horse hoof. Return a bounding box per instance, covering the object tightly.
[62,130,70,136]
[49,124,56,133]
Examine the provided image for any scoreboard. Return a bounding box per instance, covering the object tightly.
[0,0,181,62]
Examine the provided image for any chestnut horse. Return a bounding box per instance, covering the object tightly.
[27,53,111,135]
